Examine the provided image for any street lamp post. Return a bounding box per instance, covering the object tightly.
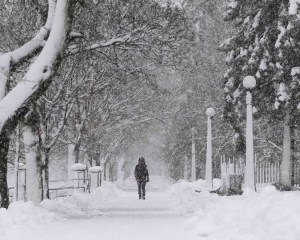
[243,76,256,191]
[206,108,215,189]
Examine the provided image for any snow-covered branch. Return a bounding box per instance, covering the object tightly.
[0,0,56,100]
[255,138,283,151]
[100,133,125,162]
[0,0,76,130]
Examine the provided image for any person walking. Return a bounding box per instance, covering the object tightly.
[134,157,149,200]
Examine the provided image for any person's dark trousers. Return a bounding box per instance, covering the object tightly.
[137,179,146,199]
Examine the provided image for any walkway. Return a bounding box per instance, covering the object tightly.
[5,178,199,240]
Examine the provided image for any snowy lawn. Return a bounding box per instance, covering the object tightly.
[1,178,300,240]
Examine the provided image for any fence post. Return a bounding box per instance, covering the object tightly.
[89,166,103,191]
[71,163,86,193]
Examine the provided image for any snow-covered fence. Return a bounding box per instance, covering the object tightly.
[220,155,244,177]
[48,179,75,199]
[220,155,283,189]
[255,161,281,188]
[48,165,104,198]
[9,163,107,201]
[48,163,90,199]
[294,163,300,188]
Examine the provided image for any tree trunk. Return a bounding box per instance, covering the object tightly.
[100,160,105,184]
[13,124,20,202]
[0,133,10,208]
[42,151,50,200]
[83,153,91,169]
[291,124,295,186]
[68,144,76,187]
[106,162,110,182]
[23,128,43,204]
[92,158,96,167]
[0,113,28,207]
[23,109,43,205]
[184,155,188,181]
[281,113,291,186]
[191,127,196,181]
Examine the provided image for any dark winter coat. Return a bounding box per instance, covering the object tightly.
[134,163,149,181]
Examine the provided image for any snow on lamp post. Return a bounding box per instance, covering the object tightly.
[205,108,215,189]
[243,76,256,191]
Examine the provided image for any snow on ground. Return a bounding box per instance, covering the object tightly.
[0,177,198,240]
[1,176,300,240]
[168,179,300,240]
[40,181,124,218]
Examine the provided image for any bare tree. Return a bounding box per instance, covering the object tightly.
[0,0,77,208]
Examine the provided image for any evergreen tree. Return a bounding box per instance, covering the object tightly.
[220,0,300,186]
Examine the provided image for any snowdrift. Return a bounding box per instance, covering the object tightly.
[168,179,300,240]
[0,181,122,239]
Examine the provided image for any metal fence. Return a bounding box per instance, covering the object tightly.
[8,166,105,202]
[48,178,90,200]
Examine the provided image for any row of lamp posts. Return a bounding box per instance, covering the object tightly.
[204,76,256,190]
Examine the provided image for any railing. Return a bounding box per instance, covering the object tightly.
[8,165,103,202]
[48,178,90,200]
[8,184,26,202]
[8,178,91,202]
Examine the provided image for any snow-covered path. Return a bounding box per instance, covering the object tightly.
[4,178,300,240]
[3,181,198,240]
[40,192,197,240]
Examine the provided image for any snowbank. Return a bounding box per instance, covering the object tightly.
[40,181,123,218]
[168,180,300,240]
[0,201,61,239]
[0,181,122,240]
